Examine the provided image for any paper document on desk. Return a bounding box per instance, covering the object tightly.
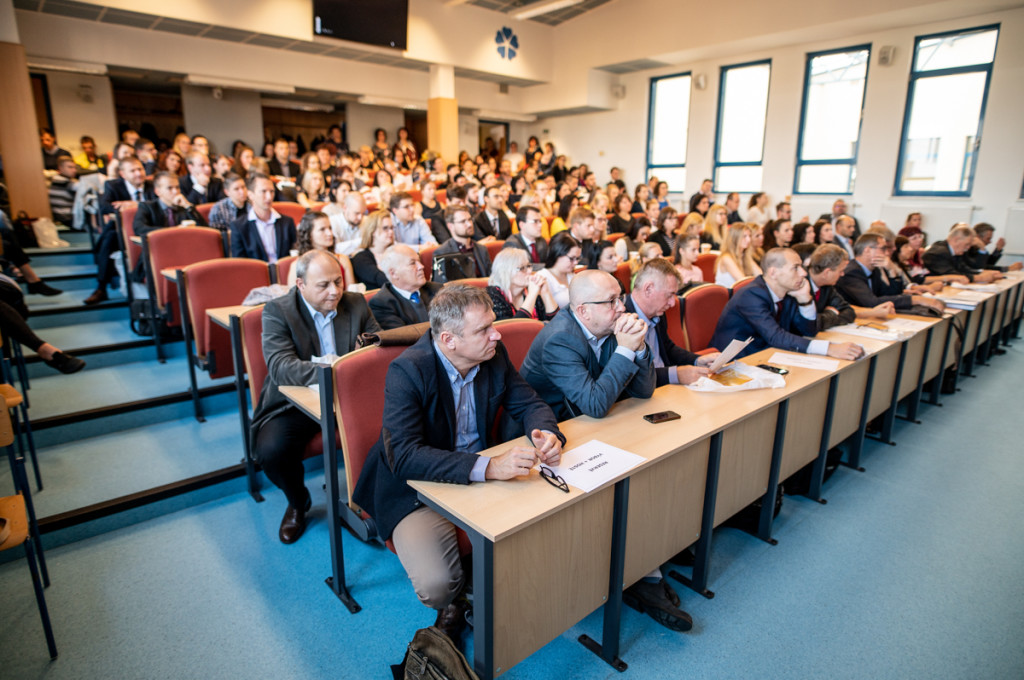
[885,318,933,332]
[540,440,645,493]
[686,362,785,392]
[950,282,1000,293]
[829,323,909,341]
[767,352,840,371]
[705,337,753,374]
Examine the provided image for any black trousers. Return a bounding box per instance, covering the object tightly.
[0,283,44,352]
[252,407,319,509]
[93,220,121,286]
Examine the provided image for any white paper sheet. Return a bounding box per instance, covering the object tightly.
[950,282,1000,293]
[767,352,840,372]
[706,337,753,374]
[885,318,933,332]
[539,440,645,493]
[828,323,907,342]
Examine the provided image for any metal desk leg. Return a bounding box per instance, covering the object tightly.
[874,342,906,446]
[230,315,262,502]
[670,431,722,599]
[1010,283,1023,339]
[901,327,932,423]
[175,270,205,421]
[808,375,839,503]
[468,531,495,680]
[845,356,876,471]
[319,365,360,613]
[757,400,787,544]
[961,309,977,378]
[578,478,629,673]
[927,318,953,406]
[979,297,999,364]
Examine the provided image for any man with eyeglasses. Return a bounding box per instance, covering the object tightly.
[353,284,563,646]
[390,191,438,251]
[503,205,549,267]
[433,205,492,281]
[472,185,513,241]
[836,233,945,314]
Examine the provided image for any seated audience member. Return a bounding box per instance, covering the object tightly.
[135,138,159,175]
[179,150,224,205]
[503,205,549,267]
[230,173,296,264]
[351,210,395,289]
[616,217,652,261]
[419,181,444,226]
[831,215,857,258]
[689,192,710,218]
[715,223,762,288]
[589,239,622,274]
[190,135,210,159]
[819,199,860,237]
[433,205,492,281]
[232,144,255,177]
[73,135,106,174]
[791,221,816,246]
[565,206,599,264]
[86,156,155,305]
[549,194,578,236]
[47,155,79,226]
[725,192,743,224]
[472,185,513,241]
[521,269,693,632]
[653,181,670,209]
[254,251,380,544]
[648,207,681,257]
[158,149,186,177]
[968,222,1022,272]
[776,202,792,222]
[836,233,945,314]
[286,212,355,289]
[296,170,331,209]
[487,248,558,321]
[644,200,662,229]
[0,276,83,373]
[922,224,1003,284]
[702,204,728,249]
[391,191,438,250]
[539,232,582,310]
[709,248,865,360]
[268,137,300,178]
[892,236,968,286]
[746,192,770,227]
[750,223,765,265]
[627,258,719,385]
[326,191,366,256]
[763,219,793,250]
[132,171,207,280]
[207,173,249,232]
[40,128,70,171]
[368,244,443,329]
[352,284,563,644]
[813,219,835,245]
[212,154,233,180]
[805,244,860,330]
[673,234,704,288]
[608,193,635,235]
[1,229,61,296]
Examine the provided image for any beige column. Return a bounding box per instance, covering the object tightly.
[427,64,458,164]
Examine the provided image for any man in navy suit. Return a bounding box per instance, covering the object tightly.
[131,171,207,282]
[230,173,297,263]
[710,248,864,360]
[352,284,563,643]
[502,205,549,268]
[178,150,224,206]
[472,185,513,241]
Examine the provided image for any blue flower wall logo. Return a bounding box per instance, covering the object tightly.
[496,27,519,61]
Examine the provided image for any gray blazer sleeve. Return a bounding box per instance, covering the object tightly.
[542,333,655,418]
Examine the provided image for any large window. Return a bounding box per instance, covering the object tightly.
[713,60,771,193]
[646,72,692,191]
[794,46,870,195]
[895,26,999,196]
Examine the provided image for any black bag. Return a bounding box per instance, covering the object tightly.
[784,447,844,496]
[392,626,480,680]
[722,483,783,534]
[129,299,180,339]
[12,212,39,249]
[432,252,475,284]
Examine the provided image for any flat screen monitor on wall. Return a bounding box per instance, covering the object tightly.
[313,0,409,50]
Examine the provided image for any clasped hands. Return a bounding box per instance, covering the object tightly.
[484,429,563,481]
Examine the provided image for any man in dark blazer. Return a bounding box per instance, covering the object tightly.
[566,205,599,265]
[369,244,444,330]
[836,233,944,314]
[710,248,864,360]
[625,258,719,385]
[230,173,297,263]
[352,284,562,642]
[86,156,156,304]
[923,224,1003,284]
[433,204,492,281]
[805,244,860,331]
[267,138,300,178]
[503,205,549,268]
[252,251,380,544]
[472,185,513,240]
[819,199,860,239]
[178,150,225,206]
[967,223,1022,272]
[131,171,207,282]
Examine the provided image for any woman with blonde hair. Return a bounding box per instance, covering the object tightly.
[350,209,395,288]
[702,204,728,250]
[487,248,558,321]
[296,170,332,209]
[715,223,761,288]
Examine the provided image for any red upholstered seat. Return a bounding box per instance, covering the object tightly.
[436,189,447,204]
[613,261,632,293]
[419,244,438,281]
[696,253,718,283]
[682,284,729,352]
[181,258,271,379]
[195,202,215,222]
[605,232,625,244]
[407,190,422,202]
[484,240,505,262]
[663,294,688,351]
[309,201,328,212]
[494,318,544,370]
[458,277,489,289]
[271,201,307,225]
[145,227,224,327]
[732,276,755,294]
[118,204,141,273]
[275,255,296,285]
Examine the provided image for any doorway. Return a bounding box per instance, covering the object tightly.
[478,120,509,160]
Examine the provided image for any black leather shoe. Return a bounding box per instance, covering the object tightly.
[434,596,470,645]
[278,497,311,544]
[45,352,86,375]
[84,287,108,305]
[623,579,693,632]
[668,547,696,567]
[28,280,62,296]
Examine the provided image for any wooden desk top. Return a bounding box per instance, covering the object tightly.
[130,235,141,245]
[279,385,321,421]
[161,268,178,282]
[206,305,256,330]
[410,347,842,542]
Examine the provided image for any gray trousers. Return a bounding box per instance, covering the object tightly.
[392,505,465,609]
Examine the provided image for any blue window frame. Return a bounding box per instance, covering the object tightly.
[713,59,771,193]
[894,25,999,197]
[793,45,871,195]
[645,72,692,193]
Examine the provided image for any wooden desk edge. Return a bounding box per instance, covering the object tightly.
[279,385,322,421]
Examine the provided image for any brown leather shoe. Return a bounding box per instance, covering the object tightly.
[278,504,308,544]
[83,287,108,305]
[433,597,470,645]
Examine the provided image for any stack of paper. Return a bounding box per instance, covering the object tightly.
[829,322,909,341]
[951,282,1000,293]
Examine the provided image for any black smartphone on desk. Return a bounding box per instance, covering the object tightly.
[757,364,789,375]
[643,410,681,424]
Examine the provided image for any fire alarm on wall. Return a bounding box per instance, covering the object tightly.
[879,46,896,66]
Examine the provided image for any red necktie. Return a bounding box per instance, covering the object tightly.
[530,242,539,263]
[814,289,821,302]
[775,300,784,321]
[164,207,177,226]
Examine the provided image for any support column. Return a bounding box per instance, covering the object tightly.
[0,1,52,219]
[427,64,459,163]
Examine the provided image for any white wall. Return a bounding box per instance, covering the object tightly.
[43,71,118,157]
[180,85,264,158]
[345,103,407,152]
[1,0,19,43]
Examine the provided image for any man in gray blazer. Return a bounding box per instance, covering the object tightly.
[251,250,380,544]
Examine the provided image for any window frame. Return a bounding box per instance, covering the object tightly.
[645,70,692,187]
[893,24,1000,198]
[712,58,772,193]
[792,44,872,196]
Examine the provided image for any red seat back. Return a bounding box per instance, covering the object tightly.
[459,277,489,289]
[119,204,140,272]
[309,201,328,212]
[271,201,307,225]
[436,189,447,204]
[484,240,505,263]
[237,305,268,409]
[663,295,688,350]
[275,255,297,285]
[181,258,271,379]
[419,244,438,281]
[605,232,625,244]
[195,203,215,222]
[732,276,755,294]
[147,227,224,324]
[696,253,718,282]
[407,190,422,202]
[494,318,544,370]
[613,262,632,293]
[682,284,729,352]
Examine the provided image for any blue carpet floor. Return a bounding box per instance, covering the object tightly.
[2,341,1023,679]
